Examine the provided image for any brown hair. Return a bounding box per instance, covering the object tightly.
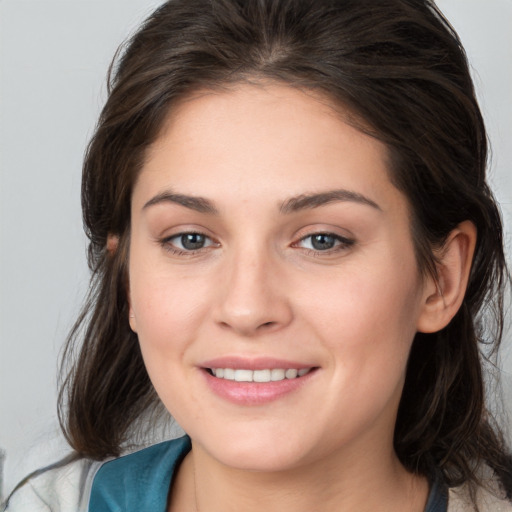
[58,0,512,499]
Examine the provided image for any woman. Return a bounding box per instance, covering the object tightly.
[4,0,512,510]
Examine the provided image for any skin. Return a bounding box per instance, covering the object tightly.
[127,83,476,512]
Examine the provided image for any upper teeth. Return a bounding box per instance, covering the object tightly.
[211,368,311,382]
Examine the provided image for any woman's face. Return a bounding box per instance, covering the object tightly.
[128,84,432,472]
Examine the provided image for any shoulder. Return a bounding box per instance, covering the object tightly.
[89,435,191,511]
[2,436,191,512]
[2,456,102,512]
[93,435,191,482]
[448,483,512,512]
[3,436,191,512]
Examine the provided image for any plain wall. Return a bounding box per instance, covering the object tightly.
[1,0,511,500]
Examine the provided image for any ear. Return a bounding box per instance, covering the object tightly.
[110,233,137,332]
[126,270,137,333]
[417,221,477,333]
[128,303,138,333]
[106,233,119,254]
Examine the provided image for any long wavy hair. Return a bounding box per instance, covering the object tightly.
[58,0,512,501]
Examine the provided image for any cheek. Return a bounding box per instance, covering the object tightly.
[129,270,208,420]
[132,278,206,350]
[301,251,424,379]
[128,246,212,366]
[306,267,423,436]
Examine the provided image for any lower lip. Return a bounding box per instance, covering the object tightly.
[201,369,317,405]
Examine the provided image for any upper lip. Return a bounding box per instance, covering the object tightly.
[200,357,316,371]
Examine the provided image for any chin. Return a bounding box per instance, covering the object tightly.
[216,446,307,473]
[192,425,315,472]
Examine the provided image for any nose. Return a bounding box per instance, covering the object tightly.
[214,246,293,337]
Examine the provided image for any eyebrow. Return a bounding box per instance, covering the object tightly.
[280,189,381,214]
[142,188,381,215]
[143,191,219,214]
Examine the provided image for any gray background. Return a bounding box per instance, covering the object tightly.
[1,0,511,500]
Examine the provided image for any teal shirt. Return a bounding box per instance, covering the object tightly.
[89,436,191,511]
[89,435,447,511]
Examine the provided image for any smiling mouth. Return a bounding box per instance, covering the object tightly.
[206,367,314,382]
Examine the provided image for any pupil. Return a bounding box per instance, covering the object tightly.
[312,234,335,250]
[181,233,205,250]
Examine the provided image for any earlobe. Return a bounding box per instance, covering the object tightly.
[129,305,137,333]
[126,273,137,333]
[417,221,477,333]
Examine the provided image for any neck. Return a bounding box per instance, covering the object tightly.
[169,439,429,512]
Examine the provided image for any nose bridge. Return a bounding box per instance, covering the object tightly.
[215,239,292,335]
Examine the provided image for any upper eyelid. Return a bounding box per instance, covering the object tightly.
[293,226,355,242]
[160,227,215,241]
[165,230,210,239]
[299,232,353,241]
[295,232,354,245]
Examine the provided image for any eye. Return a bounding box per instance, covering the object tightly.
[296,233,354,252]
[162,232,216,253]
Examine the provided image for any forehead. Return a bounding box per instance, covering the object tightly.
[134,83,400,215]
[154,83,377,155]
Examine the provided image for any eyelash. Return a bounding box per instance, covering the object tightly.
[160,232,218,256]
[159,231,355,257]
[294,233,355,254]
